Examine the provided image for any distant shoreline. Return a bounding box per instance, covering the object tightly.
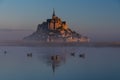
[0,40,120,47]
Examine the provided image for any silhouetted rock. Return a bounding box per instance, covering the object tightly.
[79,53,85,58]
[27,53,32,57]
[71,52,75,56]
[4,51,7,54]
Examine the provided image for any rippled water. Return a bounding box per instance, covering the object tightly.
[0,46,120,80]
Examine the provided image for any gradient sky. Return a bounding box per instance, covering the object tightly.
[0,0,120,41]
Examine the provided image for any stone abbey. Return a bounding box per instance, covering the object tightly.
[44,9,68,30]
[24,9,89,42]
[37,9,68,33]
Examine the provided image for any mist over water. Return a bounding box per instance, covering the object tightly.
[0,46,119,80]
[0,29,33,41]
[0,29,119,42]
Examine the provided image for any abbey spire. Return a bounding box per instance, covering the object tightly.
[52,8,56,18]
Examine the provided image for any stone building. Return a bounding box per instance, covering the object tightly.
[37,9,68,31]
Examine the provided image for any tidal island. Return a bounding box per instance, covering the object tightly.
[24,9,89,43]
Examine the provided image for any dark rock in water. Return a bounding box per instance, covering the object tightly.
[71,52,75,56]
[27,53,32,57]
[79,53,85,58]
[4,51,7,54]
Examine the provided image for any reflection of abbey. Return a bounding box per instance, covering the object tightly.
[24,9,89,42]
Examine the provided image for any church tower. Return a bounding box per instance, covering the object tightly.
[52,8,56,19]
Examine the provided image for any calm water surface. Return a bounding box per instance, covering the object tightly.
[0,46,120,80]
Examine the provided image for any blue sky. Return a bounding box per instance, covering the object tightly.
[0,0,120,41]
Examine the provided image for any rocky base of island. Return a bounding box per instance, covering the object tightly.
[0,40,120,47]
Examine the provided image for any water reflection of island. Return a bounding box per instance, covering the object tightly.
[47,54,66,74]
[50,55,62,73]
[27,47,86,74]
[26,52,65,74]
[38,52,86,74]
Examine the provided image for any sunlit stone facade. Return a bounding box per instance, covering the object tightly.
[37,9,68,31]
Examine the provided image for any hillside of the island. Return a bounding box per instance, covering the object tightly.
[24,10,89,42]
